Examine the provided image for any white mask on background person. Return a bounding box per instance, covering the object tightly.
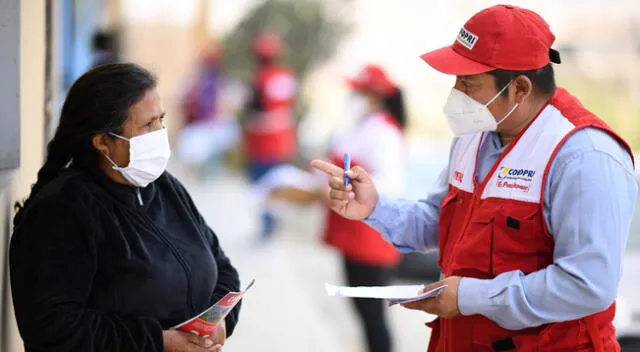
[104,128,171,187]
[443,81,519,136]
[346,94,372,122]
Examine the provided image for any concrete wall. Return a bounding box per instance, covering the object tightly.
[0,0,21,348]
[1,0,48,350]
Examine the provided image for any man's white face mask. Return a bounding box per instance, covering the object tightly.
[443,81,519,136]
[104,128,171,188]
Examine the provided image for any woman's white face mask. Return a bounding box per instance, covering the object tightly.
[104,128,171,187]
[443,81,519,136]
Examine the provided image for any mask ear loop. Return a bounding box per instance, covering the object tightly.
[485,79,515,107]
[496,103,519,125]
[485,79,519,125]
[109,132,130,142]
[104,132,129,169]
[103,153,121,169]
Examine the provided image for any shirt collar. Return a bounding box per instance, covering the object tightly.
[82,165,157,210]
[485,132,508,154]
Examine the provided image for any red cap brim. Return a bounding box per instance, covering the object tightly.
[346,78,367,92]
[420,46,495,75]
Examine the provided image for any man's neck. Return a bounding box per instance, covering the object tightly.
[499,93,553,146]
[499,134,515,146]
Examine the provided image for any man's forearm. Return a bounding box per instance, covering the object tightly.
[364,194,441,253]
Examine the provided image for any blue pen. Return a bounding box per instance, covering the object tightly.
[343,153,351,187]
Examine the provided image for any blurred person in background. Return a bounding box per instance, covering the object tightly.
[177,40,240,179]
[312,5,637,352]
[241,31,298,240]
[92,29,120,67]
[268,64,407,352]
[10,63,241,352]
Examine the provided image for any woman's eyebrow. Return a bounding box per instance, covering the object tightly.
[146,112,166,122]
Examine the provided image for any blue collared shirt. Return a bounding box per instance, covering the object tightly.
[365,128,637,329]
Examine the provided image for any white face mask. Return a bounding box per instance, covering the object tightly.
[347,94,372,121]
[104,128,171,187]
[443,82,519,136]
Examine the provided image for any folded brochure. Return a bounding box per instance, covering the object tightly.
[325,283,447,306]
[173,279,255,337]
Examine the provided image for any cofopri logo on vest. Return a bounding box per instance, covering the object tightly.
[496,166,536,192]
[497,167,535,180]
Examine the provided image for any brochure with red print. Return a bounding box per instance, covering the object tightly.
[173,279,255,337]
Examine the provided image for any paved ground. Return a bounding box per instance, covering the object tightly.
[173,165,435,352]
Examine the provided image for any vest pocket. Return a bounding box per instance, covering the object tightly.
[490,204,551,275]
[472,326,550,352]
[447,206,495,277]
[470,315,553,352]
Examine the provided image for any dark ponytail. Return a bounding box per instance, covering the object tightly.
[13,63,157,227]
[383,87,407,129]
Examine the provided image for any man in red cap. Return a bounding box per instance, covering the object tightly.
[242,32,298,239]
[312,5,637,351]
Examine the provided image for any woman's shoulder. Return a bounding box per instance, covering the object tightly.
[155,172,186,194]
[12,169,103,240]
[26,168,100,212]
[154,172,194,207]
[153,172,203,224]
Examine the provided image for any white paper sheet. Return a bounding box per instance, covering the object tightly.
[325,283,447,306]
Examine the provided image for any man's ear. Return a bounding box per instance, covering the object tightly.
[512,75,533,104]
[92,133,112,156]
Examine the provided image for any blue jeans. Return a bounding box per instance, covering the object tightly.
[247,162,283,239]
[247,162,282,183]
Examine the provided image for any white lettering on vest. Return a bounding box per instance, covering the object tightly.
[496,180,531,193]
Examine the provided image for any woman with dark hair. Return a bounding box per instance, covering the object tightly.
[266,64,407,352]
[10,63,241,352]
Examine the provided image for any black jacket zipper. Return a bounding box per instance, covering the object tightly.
[130,190,196,316]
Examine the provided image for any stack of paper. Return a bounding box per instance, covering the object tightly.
[325,283,447,306]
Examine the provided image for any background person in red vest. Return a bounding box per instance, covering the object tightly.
[242,32,298,239]
[269,64,407,352]
[312,5,637,352]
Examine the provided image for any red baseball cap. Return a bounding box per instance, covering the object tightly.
[252,32,282,59]
[420,5,561,75]
[346,64,397,96]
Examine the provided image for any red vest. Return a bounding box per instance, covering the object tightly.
[323,114,404,266]
[429,88,633,352]
[244,64,297,163]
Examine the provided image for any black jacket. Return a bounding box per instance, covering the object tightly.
[10,167,241,351]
